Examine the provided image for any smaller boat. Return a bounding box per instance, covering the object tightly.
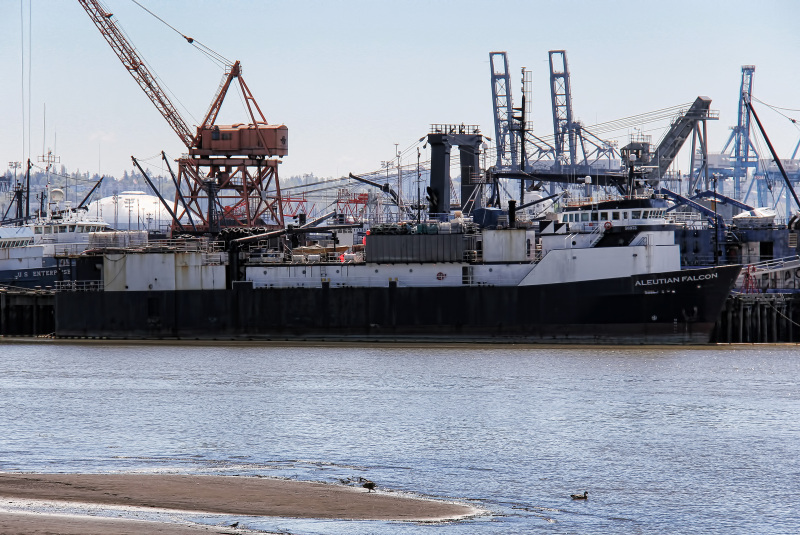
[732,207,777,228]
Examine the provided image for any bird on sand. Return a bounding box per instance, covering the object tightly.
[230,521,239,528]
[571,491,588,500]
[362,480,376,492]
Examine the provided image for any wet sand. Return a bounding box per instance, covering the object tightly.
[0,473,477,534]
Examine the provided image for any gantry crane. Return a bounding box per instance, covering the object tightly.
[78,0,287,232]
[720,66,758,199]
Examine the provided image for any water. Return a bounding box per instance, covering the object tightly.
[1,342,799,534]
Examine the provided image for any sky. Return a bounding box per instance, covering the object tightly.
[2,0,799,183]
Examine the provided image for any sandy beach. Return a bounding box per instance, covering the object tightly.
[0,473,477,534]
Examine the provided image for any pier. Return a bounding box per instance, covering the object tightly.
[714,293,799,343]
[0,289,54,336]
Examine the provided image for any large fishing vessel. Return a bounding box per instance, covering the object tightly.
[0,226,67,289]
[55,194,740,344]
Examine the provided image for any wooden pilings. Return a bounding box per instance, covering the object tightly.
[0,289,55,336]
[714,293,797,343]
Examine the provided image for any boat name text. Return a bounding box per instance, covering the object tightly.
[635,272,718,287]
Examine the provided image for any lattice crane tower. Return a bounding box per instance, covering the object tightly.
[78,0,287,233]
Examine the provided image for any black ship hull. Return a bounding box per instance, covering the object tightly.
[0,259,69,290]
[54,264,741,344]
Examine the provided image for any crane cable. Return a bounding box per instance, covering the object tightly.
[130,0,232,68]
[751,96,800,132]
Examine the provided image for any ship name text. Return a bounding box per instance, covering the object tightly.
[635,272,718,287]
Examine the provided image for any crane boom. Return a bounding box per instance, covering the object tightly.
[78,0,195,148]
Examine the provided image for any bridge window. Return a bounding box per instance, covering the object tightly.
[591,212,598,221]
[632,211,641,219]
[612,211,620,220]
[581,213,589,222]
[600,212,608,221]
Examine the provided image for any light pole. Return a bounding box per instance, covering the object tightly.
[713,173,719,265]
[124,197,134,230]
[381,160,392,223]
[8,161,21,185]
[113,193,119,229]
[416,147,421,223]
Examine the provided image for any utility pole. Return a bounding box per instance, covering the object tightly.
[395,143,402,221]
[124,197,134,230]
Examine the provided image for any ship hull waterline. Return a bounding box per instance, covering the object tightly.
[54,264,741,344]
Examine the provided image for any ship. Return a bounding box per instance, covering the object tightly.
[53,193,740,344]
[0,226,67,289]
[0,188,149,289]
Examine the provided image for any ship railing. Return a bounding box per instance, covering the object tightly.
[587,225,605,247]
[666,212,708,229]
[202,252,228,265]
[49,243,92,256]
[141,237,223,253]
[563,192,656,207]
[745,255,800,273]
[54,280,103,292]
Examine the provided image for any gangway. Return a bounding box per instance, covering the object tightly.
[643,97,718,187]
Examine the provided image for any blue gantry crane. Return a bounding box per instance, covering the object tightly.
[719,66,759,199]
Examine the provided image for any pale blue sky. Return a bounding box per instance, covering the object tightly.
[2,0,799,180]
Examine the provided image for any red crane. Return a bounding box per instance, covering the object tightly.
[78,0,287,231]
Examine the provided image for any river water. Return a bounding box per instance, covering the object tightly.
[0,342,798,534]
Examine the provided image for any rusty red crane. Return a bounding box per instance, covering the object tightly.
[78,0,287,232]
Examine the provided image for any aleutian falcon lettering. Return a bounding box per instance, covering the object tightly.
[635,272,719,286]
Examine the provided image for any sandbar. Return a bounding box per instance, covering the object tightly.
[0,473,477,533]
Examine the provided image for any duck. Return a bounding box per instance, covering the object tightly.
[362,480,376,492]
[570,491,588,500]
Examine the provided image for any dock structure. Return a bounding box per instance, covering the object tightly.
[714,293,798,343]
[0,288,54,336]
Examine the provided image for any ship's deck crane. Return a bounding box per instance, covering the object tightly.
[78,0,287,232]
